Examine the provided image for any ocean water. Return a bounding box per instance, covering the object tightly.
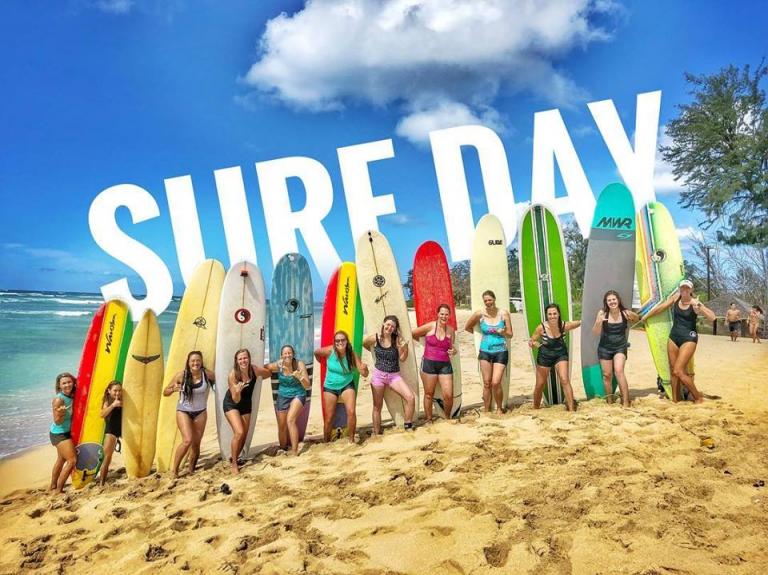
[0,290,322,459]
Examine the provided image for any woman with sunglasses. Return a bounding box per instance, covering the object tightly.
[314,331,369,444]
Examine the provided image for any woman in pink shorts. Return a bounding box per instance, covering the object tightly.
[363,315,416,433]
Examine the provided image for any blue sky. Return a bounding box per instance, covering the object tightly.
[1,0,766,301]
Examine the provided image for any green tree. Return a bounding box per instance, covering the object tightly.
[662,62,768,245]
[563,221,587,301]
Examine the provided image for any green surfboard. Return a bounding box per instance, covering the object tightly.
[580,183,636,399]
[519,205,571,405]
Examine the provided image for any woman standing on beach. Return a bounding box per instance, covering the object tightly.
[413,304,458,422]
[643,280,716,403]
[364,316,416,433]
[223,349,270,474]
[591,291,640,407]
[163,351,215,476]
[314,331,369,444]
[529,303,580,411]
[749,305,764,343]
[49,372,77,493]
[98,381,122,485]
[266,345,310,455]
[464,290,513,414]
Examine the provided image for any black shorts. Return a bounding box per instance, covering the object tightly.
[324,382,356,397]
[536,348,569,368]
[421,358,453,375]
[223,395,252,415]
[478,350,508,365]
[728,321,739,332]
[49,431,71,446]
[276,394,306,412]
[597,346,628,361]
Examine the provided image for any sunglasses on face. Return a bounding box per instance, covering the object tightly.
[334,339,347,344]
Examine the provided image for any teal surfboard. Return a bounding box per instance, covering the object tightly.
[580,183,636,399]
[519,205,571,405]
[269,253,314,441]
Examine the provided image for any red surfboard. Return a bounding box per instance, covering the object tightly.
[413,241,462,418]
[71,303,106,445]
[319,267,339,412]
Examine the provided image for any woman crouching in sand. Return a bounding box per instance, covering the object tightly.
[364,315,416,433]
[315,331,368,444]
[266,345,310,456]
[223,348,271,474]
[643,280,715,403]
[163,351,215,476]
[591,290,639,407]
[528,303,580,411]
[50,372,76,493]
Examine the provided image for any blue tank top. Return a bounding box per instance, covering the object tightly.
[50,392,73,434]
[479,317,507,353]
[277,362,306,398]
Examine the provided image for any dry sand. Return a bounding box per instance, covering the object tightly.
[1,311,767,574]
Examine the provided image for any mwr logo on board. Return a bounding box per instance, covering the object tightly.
[234,308,251,324]
[596,216,633,229]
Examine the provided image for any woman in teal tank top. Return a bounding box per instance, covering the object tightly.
[314,330,368,444]
[49,372,77,493]
[263,345,310,455]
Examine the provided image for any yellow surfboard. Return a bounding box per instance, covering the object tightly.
[122,310,164,478]
[155,259,225,473]
[71,299,132,489]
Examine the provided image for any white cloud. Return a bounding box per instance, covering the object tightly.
[395,101,504,145]
[676,226,702,244]
[243,0,619,144]
[384,213,420,226]
[654,125,684,194]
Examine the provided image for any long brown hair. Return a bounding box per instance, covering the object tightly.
[102,380,122,407]
[602,290,627,318]
[232,348,255,383]
[279,345,298,372]
[182,351,206,403]
[544,303,565,334]
[379,315,401,345]
[55,372,77,396]
[333,330,358,374]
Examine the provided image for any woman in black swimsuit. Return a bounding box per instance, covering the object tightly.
[99,380,122,486]
[223,348,270,474]
[643,280,715,403]
[528,303,581,411]
[591,290,640,406]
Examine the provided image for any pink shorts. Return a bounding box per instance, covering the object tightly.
[370,368,404,388]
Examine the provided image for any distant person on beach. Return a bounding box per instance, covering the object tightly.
[464,290,513,414]
[49,372,76,493]
[363,315,416,433]
[265,345,310,456]
[98,380,122,486]
[749,305,764,343]
[591,290,640,407]
[413,304,458,422]
[314,330,369,444]
[223,348,269,474]
[163,351,215,476]
[528,303,580,411]
[642,280,716,403]
[726,303,741,342]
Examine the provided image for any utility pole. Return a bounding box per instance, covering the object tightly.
[704,245,713,300]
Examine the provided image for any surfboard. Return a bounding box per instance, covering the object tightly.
[269,253,314,442]
[356,230,420,427]
[72,303,107,446]
[471,214,510,410]
[580,183,636,399]
[122,309,163,479]
[413,241,462,418]
[155,259,225,473]
[215,261,266,462]
[319,262,364,429]
[519,205,571,405]
[636,201,690,399]
[71,299,132,489]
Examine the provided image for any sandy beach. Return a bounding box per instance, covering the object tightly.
[1,310,767,574]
